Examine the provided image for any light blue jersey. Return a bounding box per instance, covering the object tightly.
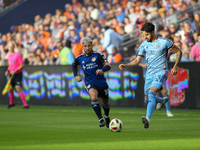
[136,47,147,79]
[138,36,175,76]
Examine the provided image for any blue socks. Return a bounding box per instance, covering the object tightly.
[147,90,156,119]
[91,100,103,120]
[145,95,163,104]
[164,94,170,111]
[155,95,163,103]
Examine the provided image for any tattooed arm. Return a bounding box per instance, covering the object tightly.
[170,45,182,75]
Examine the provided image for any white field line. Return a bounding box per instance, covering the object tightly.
[0,108,200,117]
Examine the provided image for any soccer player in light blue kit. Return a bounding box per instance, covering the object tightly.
[136,47,174,117]
[119,23,182,128]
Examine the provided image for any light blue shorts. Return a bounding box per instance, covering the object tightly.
[144,71,167,95]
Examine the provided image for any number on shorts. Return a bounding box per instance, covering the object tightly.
[104,89,108,96]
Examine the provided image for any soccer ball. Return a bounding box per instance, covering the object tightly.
[109,118,123,132]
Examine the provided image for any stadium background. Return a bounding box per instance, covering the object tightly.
[0,0,200,108]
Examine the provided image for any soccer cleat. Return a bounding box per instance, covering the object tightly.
[99,118,105,127]
[166,111,174,117]
[141,116,149,129]
[104,115,110,128]
[22,106,29,109]
[6,104,15,109]
[156,97,169,110]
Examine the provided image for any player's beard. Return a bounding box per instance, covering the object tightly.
[147,34,153,42]
[85,49,93,56]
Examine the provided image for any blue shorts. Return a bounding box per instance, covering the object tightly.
[144,71,167,95]
[85,84,109,99]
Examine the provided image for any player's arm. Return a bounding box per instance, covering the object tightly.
[96,61,111,75]
[119,56,143,70]
[138,63,147,69]
[72,60,82,82]
[96,53,111,75]
[5,66,10,76]
[170,45,182,75]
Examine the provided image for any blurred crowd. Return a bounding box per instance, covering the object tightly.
[0,0,17,12]
[0,0,200,67]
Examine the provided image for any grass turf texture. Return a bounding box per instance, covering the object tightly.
[0,105,200,150]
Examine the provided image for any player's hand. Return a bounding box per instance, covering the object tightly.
[75,76,83,82]
[119,64,125,70]
[11,70,16,77]
[96,69,103,75]
[5,70,9,76]
[143,63,147,69]
[171,67,177,75]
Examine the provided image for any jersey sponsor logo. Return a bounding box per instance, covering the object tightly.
[156,44,160,48]
[92,57,96,62]
[16,82,21,84]
[83,65,86,70]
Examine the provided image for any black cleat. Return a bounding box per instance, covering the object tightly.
[99,118,105,127]
[141,116,149,129]
[104,115,110,128]
[22,106,29,109]
[6,104,15,109]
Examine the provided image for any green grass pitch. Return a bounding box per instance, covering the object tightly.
[0,105,200,150]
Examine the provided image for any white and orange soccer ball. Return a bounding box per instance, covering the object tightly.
[109,118,123,132]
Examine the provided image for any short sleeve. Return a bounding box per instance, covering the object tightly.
[135,48,139,57]
[138,45,146,57]
[165,39,175,51]
[98,53,108,66]
[17,53,24,64]
[72,57,79,66]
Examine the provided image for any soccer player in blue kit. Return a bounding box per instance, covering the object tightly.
[136,47,174,117]
[72,37,111,128]
[119,23,182,129]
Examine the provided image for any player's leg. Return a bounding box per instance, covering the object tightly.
[88,86,104,127]
[6,89,15,109]
[99,86,110,128]
[142,72,168,128]
[100,98,110,128]
[15,72,29,108]
[6,76,15,109]
[141,75,154,129]
[161,85,174,117]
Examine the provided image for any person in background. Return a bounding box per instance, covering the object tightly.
[102,26,123,62]
[5,41,29,109]
[190,33,200,61]
[110,47,123,63]
[60,40,75,65]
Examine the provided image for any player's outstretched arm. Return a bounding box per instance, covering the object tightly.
[171,45,182,75]
[139,63,147,69]
[72,63,82,82]
[119,56,143,70]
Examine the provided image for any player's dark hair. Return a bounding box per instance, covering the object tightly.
[141,22,155,33]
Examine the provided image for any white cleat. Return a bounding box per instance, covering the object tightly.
[156,97,169,110]
[166,111,174,117]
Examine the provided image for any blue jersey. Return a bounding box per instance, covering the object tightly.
[138,37,175,76]
[136,47,147,77]
[73,51,108,87]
